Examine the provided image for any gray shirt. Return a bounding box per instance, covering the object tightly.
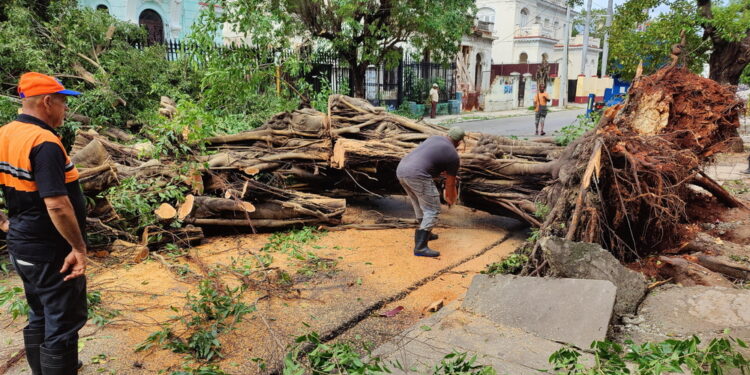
[396,136,459,179]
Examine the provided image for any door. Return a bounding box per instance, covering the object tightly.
[518,76,526,107]
[139,9,164,44]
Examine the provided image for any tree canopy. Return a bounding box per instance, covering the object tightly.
[213,0,477,98]
[608,0,750,85]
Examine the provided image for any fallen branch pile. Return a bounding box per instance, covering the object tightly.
[71,66,747,284]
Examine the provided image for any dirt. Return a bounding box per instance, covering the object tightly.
[0,199,524,375]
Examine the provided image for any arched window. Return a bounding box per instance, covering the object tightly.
[519,53,528,63]
[477,7,495,23]
[542,53,549,62]
[96,4,109,12]
[519,8,529,26]
[139,9,164,44]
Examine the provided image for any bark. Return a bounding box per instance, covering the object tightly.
[698,0,750,86]
[141,225,204,248]
[78,163,118,194]
[658,256,735,287]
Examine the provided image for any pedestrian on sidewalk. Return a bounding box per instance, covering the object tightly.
[396,126,465,258]
[0,72,88,375]
[429,83,439,119]
[743,154,750,174]
[534,84,551,136]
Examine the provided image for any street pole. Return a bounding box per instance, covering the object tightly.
[581,0,593,76]
[601,0,614,77]
[559,5,571,108]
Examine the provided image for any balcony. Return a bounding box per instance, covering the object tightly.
[514,24,556,39]
[476,20,494,33]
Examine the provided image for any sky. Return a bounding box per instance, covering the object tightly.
[575,0,671,17]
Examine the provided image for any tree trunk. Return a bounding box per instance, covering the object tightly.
[708,39,750,86]
[349,58,368,99]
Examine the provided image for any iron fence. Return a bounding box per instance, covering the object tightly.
[136,39,456,108]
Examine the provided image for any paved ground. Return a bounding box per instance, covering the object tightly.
[453,109,586,137]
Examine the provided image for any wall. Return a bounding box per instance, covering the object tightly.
[79,0,215,41]
[574,76,614,103]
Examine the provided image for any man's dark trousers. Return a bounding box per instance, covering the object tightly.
[10,254,87,349]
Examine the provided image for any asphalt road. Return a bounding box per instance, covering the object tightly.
[457,108,586,138]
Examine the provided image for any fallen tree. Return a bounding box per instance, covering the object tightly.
[523,66,746,277]
[71,65,747,285]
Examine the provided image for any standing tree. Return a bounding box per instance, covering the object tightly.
[608,0,750,85]
[215,0,476,98]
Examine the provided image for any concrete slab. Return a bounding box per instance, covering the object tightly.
[541,236,647,317]
[617,285,750,343]
[462,275,616,348]
[373,304,593,375]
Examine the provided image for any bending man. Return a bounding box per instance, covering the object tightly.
[396,127,464,257]
[0,72,87,375]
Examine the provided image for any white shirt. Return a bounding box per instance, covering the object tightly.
[429,88,439,102]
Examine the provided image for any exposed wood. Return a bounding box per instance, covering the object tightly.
[71,139,109,168]
[177,194,195,221]
[155,203,177,221]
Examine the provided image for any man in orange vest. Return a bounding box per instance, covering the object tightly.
[0,72,87,375]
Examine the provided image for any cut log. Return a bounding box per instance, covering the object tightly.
[177,194,195,221]
[100,127,135,143]
[658,256,735,288]
[155,203,177,221]
[70,139,109,168]
[78,163,118,194]
[188,196,256,219]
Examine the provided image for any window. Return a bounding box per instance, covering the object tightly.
[535,16,541,24]
[544,18,550,27]
[542,53,549,62]
[520,8,529,26]
[477,7,496,23]
[519,53,528,63]
[96,4,108,12]
[139,9,164,44]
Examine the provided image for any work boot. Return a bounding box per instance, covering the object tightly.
[40,344,79,375]
[23,327,44,375]
[415,219,438,241]
[414,229,440,257]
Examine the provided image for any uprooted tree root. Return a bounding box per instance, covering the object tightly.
[524,67,746,274]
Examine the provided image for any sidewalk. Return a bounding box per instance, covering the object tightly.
[422,104,587,126]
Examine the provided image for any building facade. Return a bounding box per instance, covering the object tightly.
[476,0,601,79]
[78,0,209,42]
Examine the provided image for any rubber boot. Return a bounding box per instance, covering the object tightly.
[40,344,79,375]
[414,229,440,257]
[23,328,44,375]
[415,218,438,241]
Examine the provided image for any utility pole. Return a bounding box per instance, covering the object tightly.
[581,0,593,76]
[559,5,571,108]
[601,0,614,76]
